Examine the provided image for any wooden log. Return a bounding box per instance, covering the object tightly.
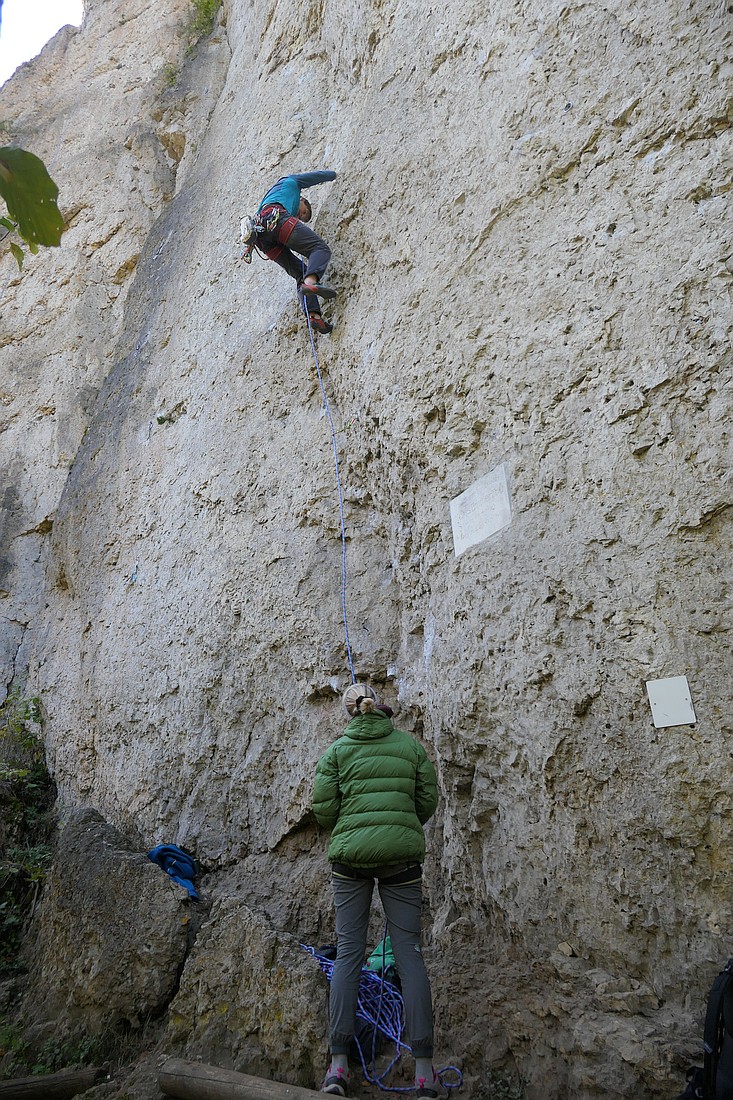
[0,1065,108,1099]
[158,1058,326,1100]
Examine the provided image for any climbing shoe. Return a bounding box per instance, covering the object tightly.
[322,1067,350,1095]
[415,1073,449,1100]
[302,282,338,300]
[309,313,333,334]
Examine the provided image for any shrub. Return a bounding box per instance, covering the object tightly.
[186,0,221,47]
[0,688,55,978]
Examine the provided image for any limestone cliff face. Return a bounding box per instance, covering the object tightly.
[0,0,731,1094]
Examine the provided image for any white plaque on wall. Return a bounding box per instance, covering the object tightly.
[645,676,697,728]
[450,463,512,557]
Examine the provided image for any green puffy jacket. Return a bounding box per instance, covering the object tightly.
[312,711,438,868]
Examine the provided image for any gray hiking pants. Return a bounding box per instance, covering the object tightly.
[328,866,434,1058]
[272,219,331,316]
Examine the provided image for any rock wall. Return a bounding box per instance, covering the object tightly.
[21,810,192,1046]
[0,0,731,1094]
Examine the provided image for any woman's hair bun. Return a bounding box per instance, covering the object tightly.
[342,682,378,716]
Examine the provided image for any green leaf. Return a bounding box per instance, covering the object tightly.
[0,216,15,231]
[0,147,64,247]
[9,241,23,269]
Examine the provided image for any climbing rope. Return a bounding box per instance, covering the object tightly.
[302,296,356,684]
[302,946,463,1093]
[239,221,356,682]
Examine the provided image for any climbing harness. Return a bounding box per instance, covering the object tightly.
[302,944,463,1093]
[240,208,281,242]
[240,205,299,264]
[303,302,356,684]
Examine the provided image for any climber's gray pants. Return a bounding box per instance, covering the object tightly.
[282,218,331,282]
[328,869,434,1058]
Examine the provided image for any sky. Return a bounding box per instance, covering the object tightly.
[0,0,84,86]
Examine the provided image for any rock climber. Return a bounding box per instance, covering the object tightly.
[312,683,445,1100]
[256,170,337,334]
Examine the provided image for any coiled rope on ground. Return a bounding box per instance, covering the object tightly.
[302,946,463,1093]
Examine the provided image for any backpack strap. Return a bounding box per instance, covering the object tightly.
[704,959,733,1097]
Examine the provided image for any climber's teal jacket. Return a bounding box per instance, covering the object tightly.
[258,171,337,216]
[312,712,438,868]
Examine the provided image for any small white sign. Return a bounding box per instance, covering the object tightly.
[450,464,512,557]
[645,676,697,728]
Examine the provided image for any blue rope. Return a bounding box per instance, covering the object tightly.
[302,298,356,684]
[302,946,463,1093]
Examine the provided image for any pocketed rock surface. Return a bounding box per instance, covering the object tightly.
[0,0,731,1095]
